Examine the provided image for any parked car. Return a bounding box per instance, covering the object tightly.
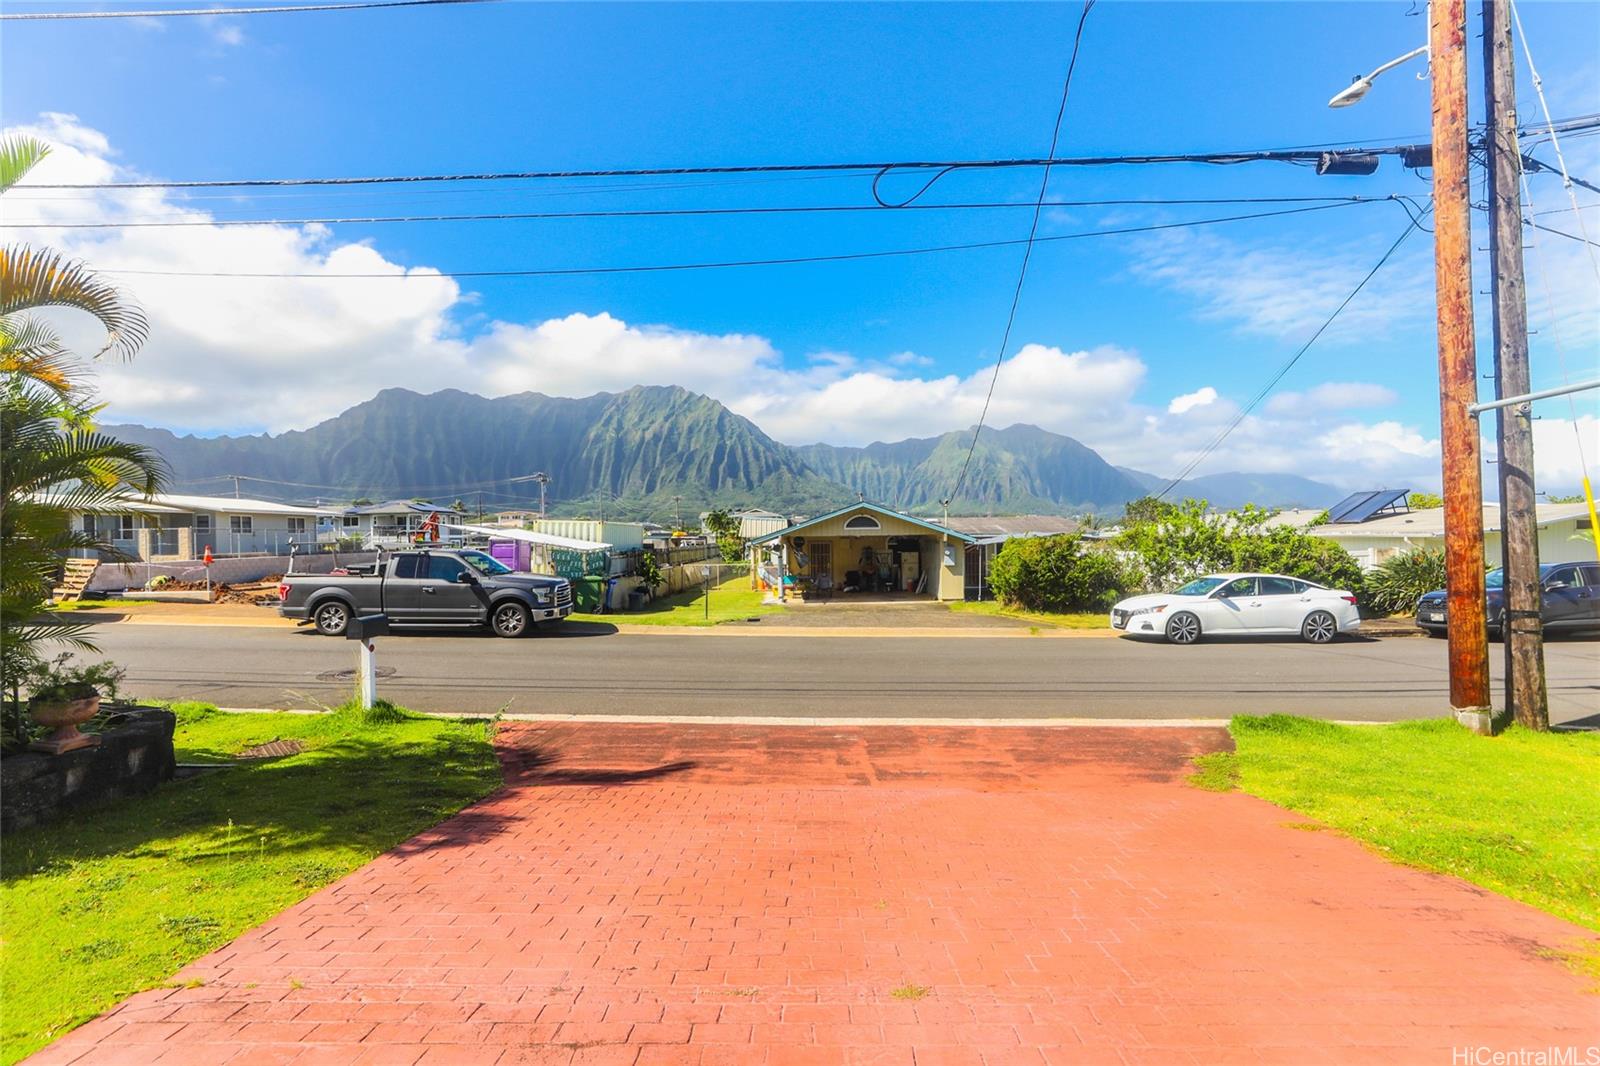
[1110,573,1361,645]
[279,548,572,637]
[1415,561,1600,639]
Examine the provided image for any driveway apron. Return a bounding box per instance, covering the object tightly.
[31,723,1598,1065]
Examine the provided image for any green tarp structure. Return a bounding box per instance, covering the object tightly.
[552,547,610,579]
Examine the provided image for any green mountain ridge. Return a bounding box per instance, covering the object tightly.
[104,386,1337,521]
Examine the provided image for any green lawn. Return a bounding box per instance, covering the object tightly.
[1198,716,1600,934]
[43,598,146,613]
[0,702,501,1065]
[944,600,1109,629]
[571,576,783,627]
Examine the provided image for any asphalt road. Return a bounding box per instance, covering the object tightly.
[87,622,1600,726]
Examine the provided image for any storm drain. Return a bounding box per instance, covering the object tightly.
[238,739,305,760]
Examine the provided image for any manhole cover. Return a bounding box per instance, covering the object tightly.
[315,666,399,682]
[238,739,305,760]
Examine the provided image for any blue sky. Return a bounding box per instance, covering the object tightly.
[3,0,1597,489]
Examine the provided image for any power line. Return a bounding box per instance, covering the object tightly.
[949,0,1096,506]
[4,146,1429,192]
[94,192,1400,282]
[1,194,1391,230]
[14,115,1598,192]
[1153,210,1429,501]
[0,0,495,20]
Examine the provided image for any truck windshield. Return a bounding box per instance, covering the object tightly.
[459,550,513,576]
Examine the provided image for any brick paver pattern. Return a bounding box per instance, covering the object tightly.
[32,724,1598,1065]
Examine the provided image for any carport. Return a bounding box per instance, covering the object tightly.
[748,503,975,602]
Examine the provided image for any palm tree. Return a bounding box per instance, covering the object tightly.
[0,133,166,742]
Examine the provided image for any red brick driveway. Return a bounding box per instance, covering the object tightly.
[33,723,1598,1065]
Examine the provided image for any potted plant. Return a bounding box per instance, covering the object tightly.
[24,654,125,755]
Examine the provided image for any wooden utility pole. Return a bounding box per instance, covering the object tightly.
[1482,0,1548,730]
[1431,0,1493,729]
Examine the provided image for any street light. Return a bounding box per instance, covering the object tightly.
[1327,44,1428,108]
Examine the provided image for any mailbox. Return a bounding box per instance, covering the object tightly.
[346,613,389,641]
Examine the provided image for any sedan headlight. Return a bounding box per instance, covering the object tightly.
[1124,605,1168,618]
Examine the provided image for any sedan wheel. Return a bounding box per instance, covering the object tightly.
[314,601,350,637]
[1165,611,1201,645]
[1302,610,1338,644]
[492,602,529,638]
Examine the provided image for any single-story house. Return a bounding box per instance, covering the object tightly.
[1303,501,1596,570]
[487,510,541,528]
[340,500,464,548]
[749,502,976,601]
[72,493,341,561]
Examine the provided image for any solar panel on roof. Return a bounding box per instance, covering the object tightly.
[1326,488,1410,524]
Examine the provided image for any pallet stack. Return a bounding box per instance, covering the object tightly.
[51,558,99,603]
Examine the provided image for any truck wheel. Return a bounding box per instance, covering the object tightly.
[314,601,351,636]
[491,602,529,638]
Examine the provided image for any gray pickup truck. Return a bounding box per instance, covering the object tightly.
[278,548,573,637]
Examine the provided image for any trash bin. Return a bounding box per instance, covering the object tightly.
[628,589,647,611]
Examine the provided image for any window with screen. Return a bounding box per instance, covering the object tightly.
[843,514,881,530]
[229,516,253,534]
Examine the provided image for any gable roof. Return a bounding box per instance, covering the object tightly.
[749,502,976,544]
[348,500,462,515]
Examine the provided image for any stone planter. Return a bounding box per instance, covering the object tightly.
[28,694,101,755]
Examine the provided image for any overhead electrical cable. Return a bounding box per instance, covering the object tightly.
[0,0,496,20]
[948,0,1096,506]
[1152,210,1429,501]
[1509,0,1600,291]
[0,194,1397,230]
[14,116,1598,192]
[90,199,1401,281]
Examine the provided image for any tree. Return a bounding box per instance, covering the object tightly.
[1546,493,1582,504]
[988,534,1128,613]
[1123,495,1177,527]
[1407,491,1444,510]
[703,508,745,563]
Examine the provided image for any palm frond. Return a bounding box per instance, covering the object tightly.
[0,313,78,397]
[0,135,50,194]
[0,245,148,361]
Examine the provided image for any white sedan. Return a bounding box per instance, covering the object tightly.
[1110,573,1362,645]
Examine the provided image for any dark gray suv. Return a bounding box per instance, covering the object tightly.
[1416,562,1600,639]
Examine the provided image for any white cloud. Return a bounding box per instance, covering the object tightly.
[1266,381,1398,416]
[1132,225,1433,343]
[1167,386,1217,415]
[3,113,1512,492]
[212,23,245,46]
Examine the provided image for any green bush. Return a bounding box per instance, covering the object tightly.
[989,534,1128,612]
[1363,547,1447,615]
[1117,498,1365,597]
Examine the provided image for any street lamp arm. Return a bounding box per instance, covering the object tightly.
[1366,44,1430,82]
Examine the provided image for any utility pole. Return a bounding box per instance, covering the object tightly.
[1431,0,1493,730]
[1482,0,1548,730]
[229,474,242,499]
[532,472,550,518]
[672,495,683,532]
